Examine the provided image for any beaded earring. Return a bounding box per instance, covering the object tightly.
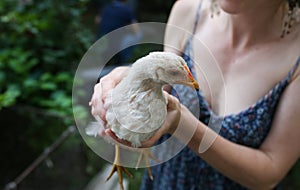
[210,0,220,18]
[281,0,300,38]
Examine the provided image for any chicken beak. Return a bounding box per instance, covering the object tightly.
[180,65,199,90]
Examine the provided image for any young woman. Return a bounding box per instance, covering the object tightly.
[90,0,300,189]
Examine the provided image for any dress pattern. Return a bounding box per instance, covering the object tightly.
[140,1,300,189]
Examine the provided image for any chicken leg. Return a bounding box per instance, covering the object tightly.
[135,148,161,181]
[106,145,133,190]
[106,145,160,190]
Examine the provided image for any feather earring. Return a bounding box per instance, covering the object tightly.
[210,0,220,18]
[281,0,300,38]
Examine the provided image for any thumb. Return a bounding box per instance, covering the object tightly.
[163,91,180,110]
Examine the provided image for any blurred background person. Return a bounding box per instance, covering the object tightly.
[95,0,142,65]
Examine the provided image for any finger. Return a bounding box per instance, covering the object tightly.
[90,83,108,121]
[103,90,113,109]
[141,130,164,148]
[90,98,101,116]
[91,102,107,123]
[99,77,116,102]
[163,92,180,109]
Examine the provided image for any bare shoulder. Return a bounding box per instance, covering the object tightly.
[165,0,199,53]
[169,0,211,27]
[170,0,210,24]
[165,0,211,52]
[172,0,199,13]
[168,0,200,28]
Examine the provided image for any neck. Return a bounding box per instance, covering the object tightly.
[220,1,285,49]
[127,74,164,92]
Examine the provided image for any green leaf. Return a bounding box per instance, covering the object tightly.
[24,78,38,88]
[40,82,57,90]
[0,85,21,108]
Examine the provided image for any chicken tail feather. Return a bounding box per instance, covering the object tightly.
[85,121,104,137]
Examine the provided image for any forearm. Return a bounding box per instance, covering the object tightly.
[176,106,281,189]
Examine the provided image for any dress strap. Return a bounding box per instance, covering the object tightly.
[287,56,300,82]
[192,0,203,34]
[183,0,203,70]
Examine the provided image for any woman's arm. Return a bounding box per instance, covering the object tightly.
[164,0,201,54]
[144,73,300,189]
[190,74,300,189]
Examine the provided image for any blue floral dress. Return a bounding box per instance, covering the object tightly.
[140,1,300,189]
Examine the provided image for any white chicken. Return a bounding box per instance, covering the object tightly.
[86,51,199,190]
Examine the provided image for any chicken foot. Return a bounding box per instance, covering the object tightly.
[135,148,161,181]
[106,145,133,190]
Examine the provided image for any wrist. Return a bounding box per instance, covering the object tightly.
[171,105,199,144]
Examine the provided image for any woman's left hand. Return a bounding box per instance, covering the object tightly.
[141,92,182,147]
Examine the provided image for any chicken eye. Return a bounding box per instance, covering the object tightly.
[168,69,180,76]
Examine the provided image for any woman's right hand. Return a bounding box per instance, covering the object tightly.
[89,66,129,123]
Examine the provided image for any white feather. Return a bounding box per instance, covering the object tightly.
[85,121,104,137]
[86,51,194,148]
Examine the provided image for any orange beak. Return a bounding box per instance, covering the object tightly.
[183,65,199,90]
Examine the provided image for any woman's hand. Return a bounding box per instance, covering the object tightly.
[89,66,129,123]
[141,92,182,147]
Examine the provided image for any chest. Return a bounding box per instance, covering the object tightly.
[190,37,296,116]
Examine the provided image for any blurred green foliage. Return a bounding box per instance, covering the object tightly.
[0,0,93,187]
[0,0,92,124]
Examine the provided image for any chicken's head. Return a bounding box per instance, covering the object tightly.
[132,51,199,90]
